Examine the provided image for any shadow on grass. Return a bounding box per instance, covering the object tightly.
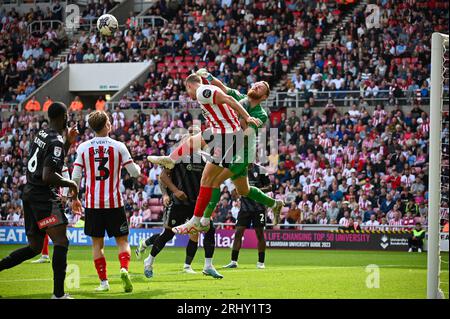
[0,287,242,299]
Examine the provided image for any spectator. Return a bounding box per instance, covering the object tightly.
[364,214,380,231]
[95,96,106,111]
[24,96,40,112]
[69,96,84,111]
[130,209,143,228]
[42,96,53,111]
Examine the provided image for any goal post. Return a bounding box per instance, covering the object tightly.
[427,32,449,299]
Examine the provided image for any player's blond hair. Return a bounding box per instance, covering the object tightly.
[88,110,108,133]
[261,81,270,96]
[185,73,202,84]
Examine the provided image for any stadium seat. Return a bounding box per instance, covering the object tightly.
[149,198,161,206]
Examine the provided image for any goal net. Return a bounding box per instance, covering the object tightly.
[428,32,449,299]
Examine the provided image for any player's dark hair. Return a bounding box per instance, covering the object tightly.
[47,102,67,119]
[88,111,108,133]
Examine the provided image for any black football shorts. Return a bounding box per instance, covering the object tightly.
[23,196,68,237]
[162,203,195,228]
[236,209,266,228]
[84,207,129,238]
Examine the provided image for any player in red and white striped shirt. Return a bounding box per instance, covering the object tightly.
[72,111,141,293]
[149,74,273,234]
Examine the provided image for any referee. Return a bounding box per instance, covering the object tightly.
[136,142,223,279]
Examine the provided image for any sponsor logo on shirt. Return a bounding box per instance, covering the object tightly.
[54,146,62,157]
[202,89,212,99]
[37,215,58,229]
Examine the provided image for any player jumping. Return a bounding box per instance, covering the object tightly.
[136,132,222,279]
[150,73,263,235]
[0,102,80,299]
[72,111,141,293]
[148,71,283,234]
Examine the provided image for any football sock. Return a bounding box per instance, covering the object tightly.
[42,235,49,256]
[118,252,130,271]
[247,186,275,208]
[52,245,68,298]
[94,256,107,281]
[204,258,213,269]
[193,186,213,217]
[231,250,239,262]
[145,255,155,267]
[144,234,159,248]
[0,246,40,271]
[185,239,198,265]
[258,252,265,263]
[150,229,175,257]
[203,188,220,219]
[204,225,215,258]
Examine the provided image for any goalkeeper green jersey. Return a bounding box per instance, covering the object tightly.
[226,88,268,128]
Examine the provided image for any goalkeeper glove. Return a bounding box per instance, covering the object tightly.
[196,68,213,82]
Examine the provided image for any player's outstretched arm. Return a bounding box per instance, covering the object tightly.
[196,68,229,93]
[214,89,262,127]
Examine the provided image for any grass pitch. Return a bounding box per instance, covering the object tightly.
[0,245,447,299]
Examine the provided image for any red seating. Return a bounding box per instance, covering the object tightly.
[149,198,161,206]
[150,206,163,215]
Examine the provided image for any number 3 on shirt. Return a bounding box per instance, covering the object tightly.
[95,157,110,181]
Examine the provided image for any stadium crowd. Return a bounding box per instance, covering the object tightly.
[1,98,444,231]
[0,0,448,232]
[65,0,342,105]
[278,0,449,107]
[0,0,117,106]
[0,2,68,105]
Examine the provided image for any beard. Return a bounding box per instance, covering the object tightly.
[247,89,263,100]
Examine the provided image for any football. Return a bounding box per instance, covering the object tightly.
[97,14,118,36]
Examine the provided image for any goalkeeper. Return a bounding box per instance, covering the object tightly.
[149,69,283,234]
